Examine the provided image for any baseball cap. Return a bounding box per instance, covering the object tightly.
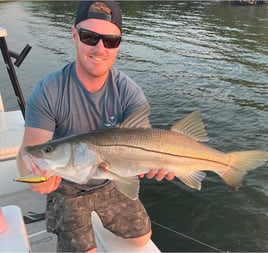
[74,1,122,31]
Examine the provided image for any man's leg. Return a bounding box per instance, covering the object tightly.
[46,184,97,252]
[94,182,152,246]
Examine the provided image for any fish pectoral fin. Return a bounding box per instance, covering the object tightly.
[170,111,208,142]
[101,169,140,200]
[178,171,206,190]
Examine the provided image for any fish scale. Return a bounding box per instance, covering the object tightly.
[87,128,226,164]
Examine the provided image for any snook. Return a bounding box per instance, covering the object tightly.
[22,105,268,200]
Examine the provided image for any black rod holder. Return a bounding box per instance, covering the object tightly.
[12,44,32,67]
[0,28,31,118]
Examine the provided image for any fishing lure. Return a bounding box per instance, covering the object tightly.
[14,176,49,183]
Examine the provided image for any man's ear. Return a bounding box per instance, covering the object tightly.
[71,26,77,41]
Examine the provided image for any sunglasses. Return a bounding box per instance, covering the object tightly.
[76,26,121,49]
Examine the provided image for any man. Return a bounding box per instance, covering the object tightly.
[17,1,174,252]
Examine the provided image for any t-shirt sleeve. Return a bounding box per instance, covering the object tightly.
[118,73,151,128]
[25,79,56,132]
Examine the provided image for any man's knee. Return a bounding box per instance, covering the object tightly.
[126,231,152,247]
[85,247,97,253]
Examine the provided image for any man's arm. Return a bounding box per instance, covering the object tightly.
[16,127,62,194]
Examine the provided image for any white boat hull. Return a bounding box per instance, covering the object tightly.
[0,110,28,195]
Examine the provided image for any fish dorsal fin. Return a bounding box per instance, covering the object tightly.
[170,111,208,142]
[119,104,150,128]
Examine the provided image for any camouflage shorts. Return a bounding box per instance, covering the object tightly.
[46,182,151,252]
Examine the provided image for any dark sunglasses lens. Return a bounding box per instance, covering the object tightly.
[103,36,121,48]
[80,30,99,46]
[78,28,121,48]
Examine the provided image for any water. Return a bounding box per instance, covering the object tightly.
[1,1,268,251]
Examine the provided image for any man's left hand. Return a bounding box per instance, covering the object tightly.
[139,168,175,181]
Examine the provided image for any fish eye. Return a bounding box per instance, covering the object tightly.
[43,145,54,153]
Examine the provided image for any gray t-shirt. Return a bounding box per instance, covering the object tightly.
[25,61,150,190]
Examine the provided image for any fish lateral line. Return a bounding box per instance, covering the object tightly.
[93,143,231,168]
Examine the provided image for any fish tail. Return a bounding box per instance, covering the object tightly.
[221,150,268,189]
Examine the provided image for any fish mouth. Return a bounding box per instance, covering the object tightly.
[20,149,34,172]
[21,148,47,174]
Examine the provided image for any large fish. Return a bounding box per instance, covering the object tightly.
[21,105,268,200]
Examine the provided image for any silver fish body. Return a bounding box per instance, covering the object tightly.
[22,105,268,200]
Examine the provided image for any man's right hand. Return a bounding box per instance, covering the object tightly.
[29,176,62,194]
[16,126,60,194]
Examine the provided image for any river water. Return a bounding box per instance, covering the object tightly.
[1,1,268,252]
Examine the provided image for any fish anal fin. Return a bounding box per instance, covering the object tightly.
[178,171,206,190]
[170,111,208,142]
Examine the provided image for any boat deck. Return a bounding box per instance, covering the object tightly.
[0,184,160,252]
[0,189,57,252]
